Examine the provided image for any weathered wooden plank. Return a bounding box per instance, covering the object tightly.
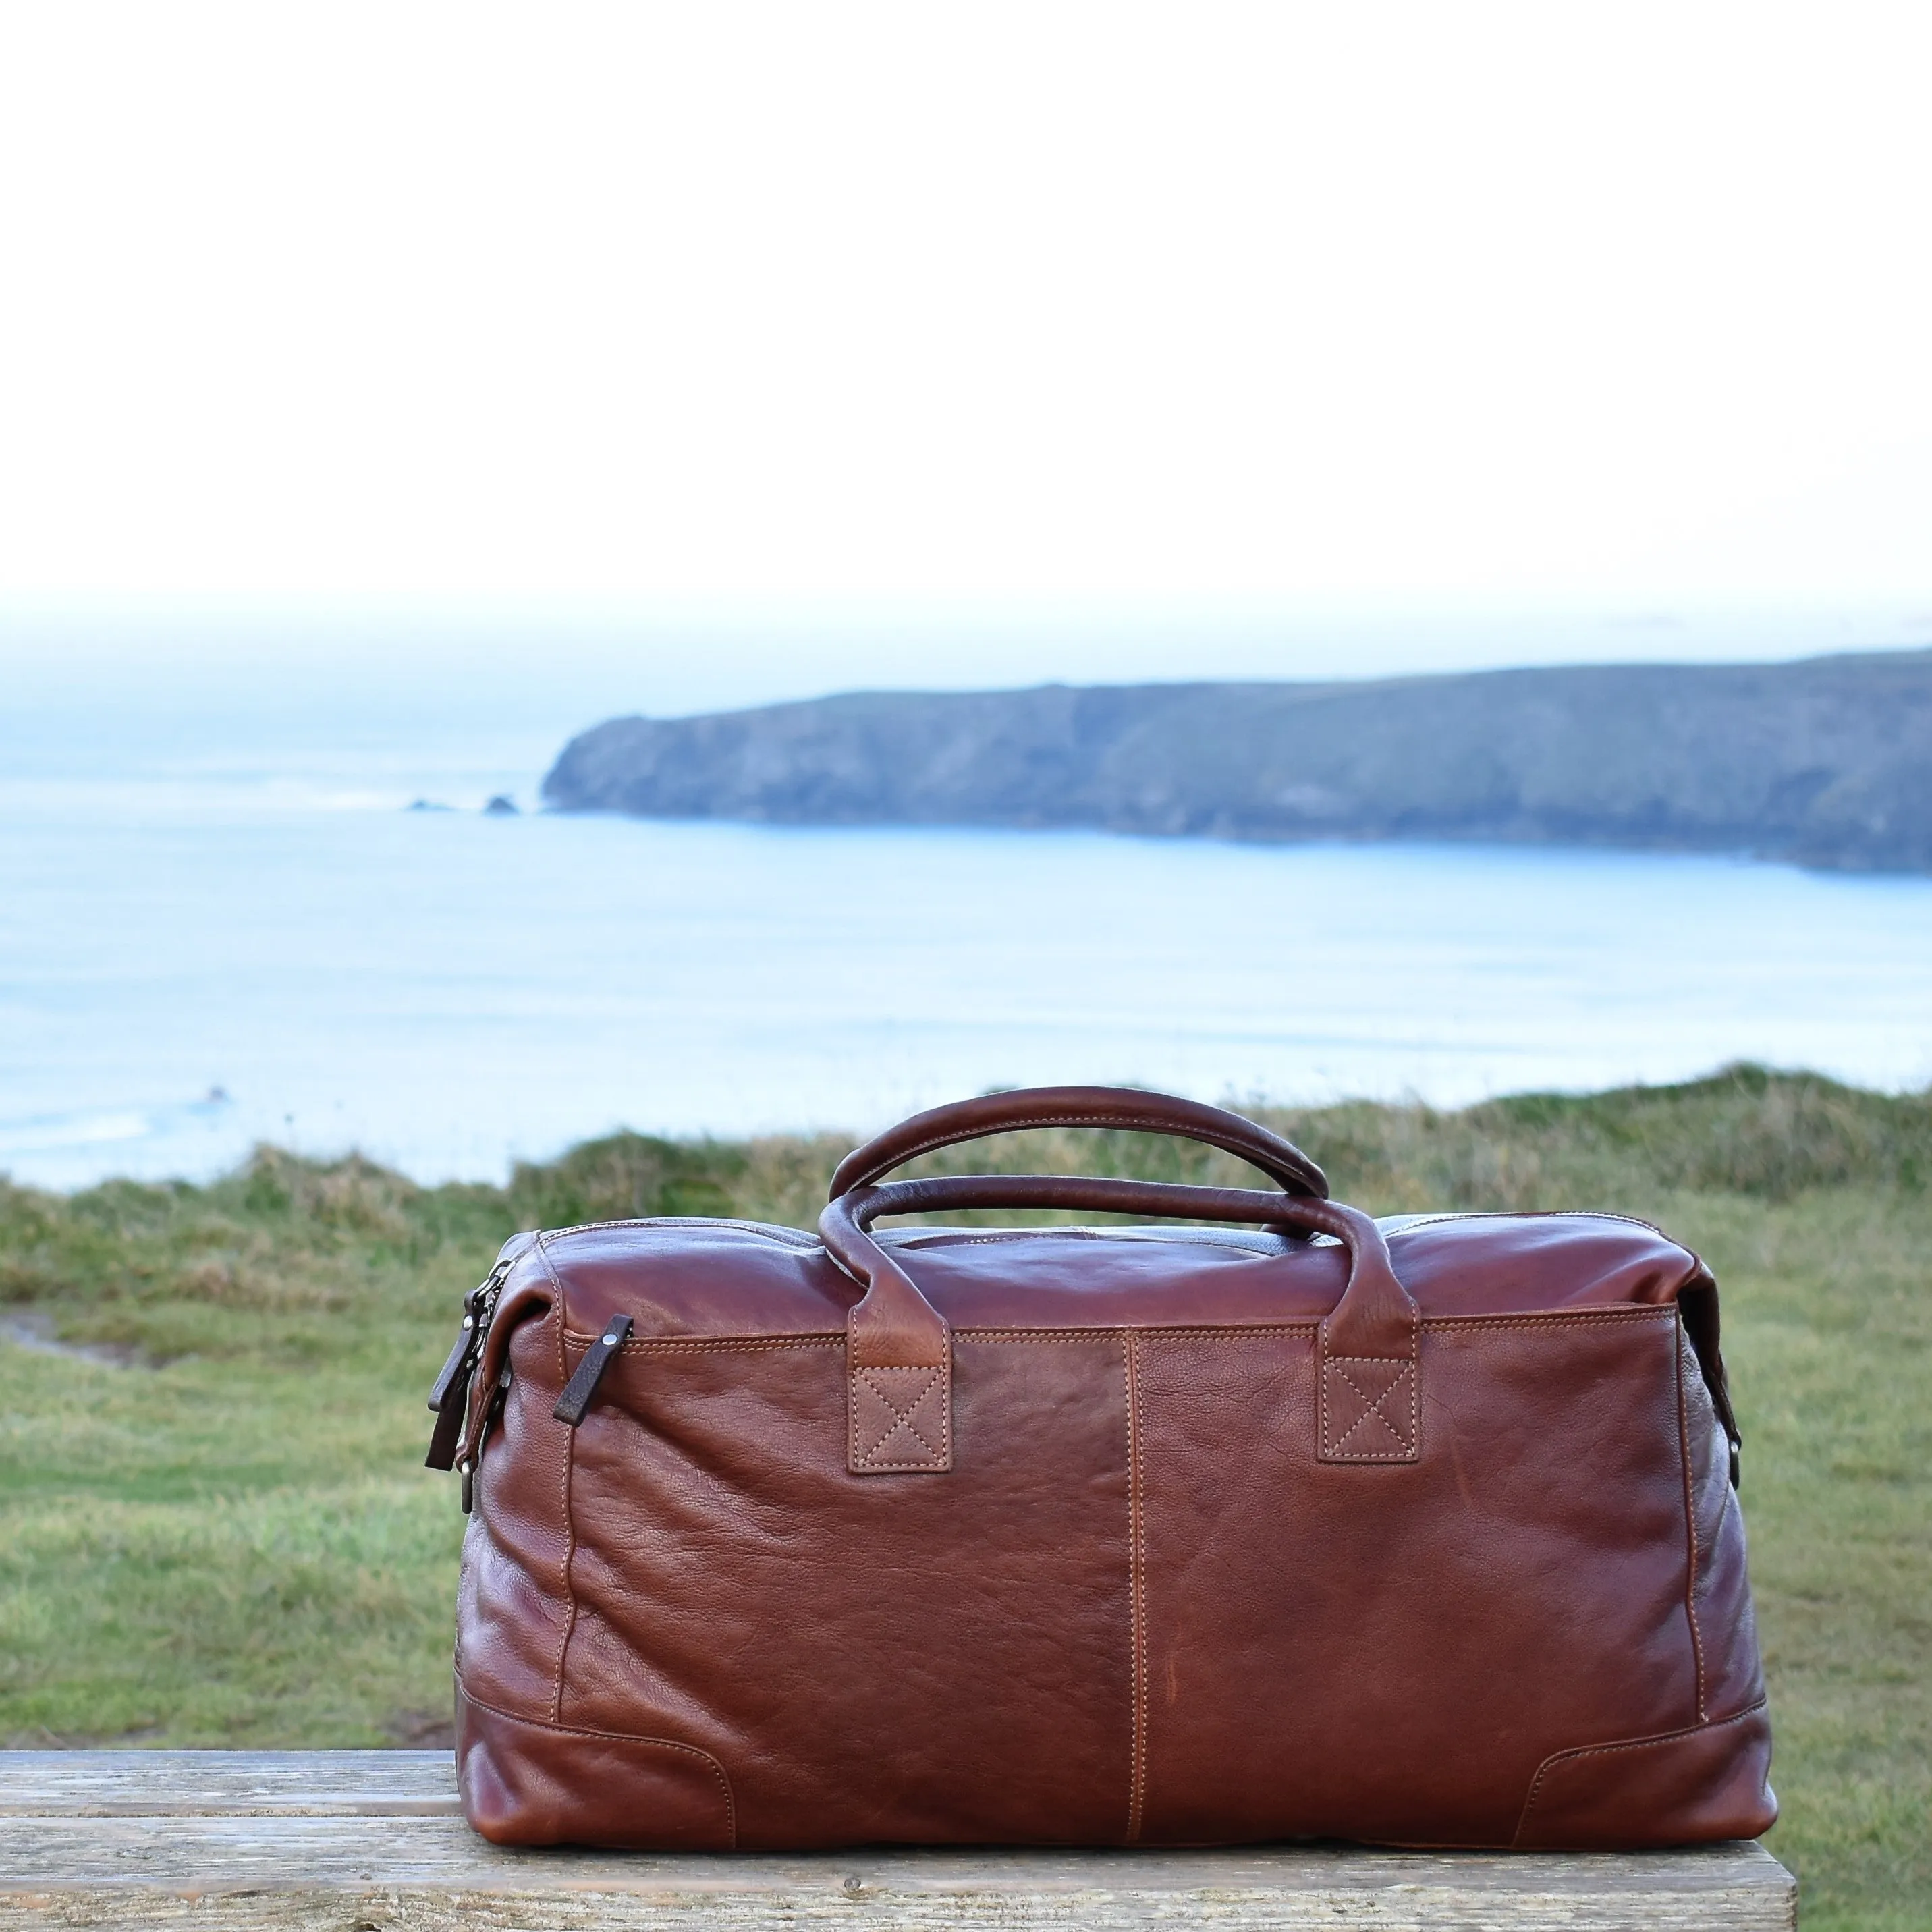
[0,1752,461,1817]
[0,1752,1798,1932]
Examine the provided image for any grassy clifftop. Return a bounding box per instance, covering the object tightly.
[2,1065,1927,1928]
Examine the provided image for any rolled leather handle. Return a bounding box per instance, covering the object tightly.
[823,1174,1411,1354]
[821,1171,1421,1472]
[832,1171,1371,1242]
[828,1086,1328,1203]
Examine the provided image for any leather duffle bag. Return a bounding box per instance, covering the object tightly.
[426,1086,1775,1852]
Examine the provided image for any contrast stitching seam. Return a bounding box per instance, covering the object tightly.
[558,1312,1672,1350]
[549,1248,576,1726]
[1423,1310,1673,1331]
[530,1227,568,1299]
[458,1682,738,1848]
[562,1335,845,1352]
[967,1323,1317,1339]
[893,1231,1296,1254]
[852,1367,943,1462]
[919,1231,1109,1246]
[1406,1317,1422,1454]
[544,1217,815,1246]
[1676,1315,1707,1722]
[563,1330,1155,1352]
[1387,1209,1672,1238]
[1512,1699,1767,1843]
[1124,1329,1147,1845]
[848,1364,950,1470]
[1328,1360,1416,1453]
[1329,1364,1383,1452]
[960,1332,1140,1346]
[1321,1313,1420,1458]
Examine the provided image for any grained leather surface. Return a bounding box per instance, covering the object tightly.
[447,1090,1774,1852]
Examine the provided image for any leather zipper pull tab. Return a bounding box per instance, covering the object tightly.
[428,1321,474,1416]
[426,1374,470,1472]
[429,1260,518,1475]
[425,1308,480,1471]
[554,1314,634,1425]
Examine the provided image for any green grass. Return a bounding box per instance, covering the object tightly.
[1,1066,1927,1926]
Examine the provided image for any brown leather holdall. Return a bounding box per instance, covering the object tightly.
[427,1086,1774,1852]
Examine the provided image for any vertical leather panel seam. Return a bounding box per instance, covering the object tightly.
[539,1230,579,1726]
[1124,1328,1148,1844]
[1674,1310,1706,1723]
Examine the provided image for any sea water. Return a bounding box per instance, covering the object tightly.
[5,786,1932,1192]
[3,655,1930,1190]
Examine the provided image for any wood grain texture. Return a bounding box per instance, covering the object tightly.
[0,1752,462,1817]
[0,1752,1797,1931]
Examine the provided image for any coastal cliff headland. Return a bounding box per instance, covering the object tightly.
[543,648,1932,872]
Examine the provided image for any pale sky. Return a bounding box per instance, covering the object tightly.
[1,3,1929,657]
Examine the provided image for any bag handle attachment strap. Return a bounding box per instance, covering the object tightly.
[825,1088,1326,1477]
[839,1225,954,1475]
[819,1171,1420,1474]
[828,1086,1329,1203]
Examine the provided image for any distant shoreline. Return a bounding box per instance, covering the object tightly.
[543,648,1932,874]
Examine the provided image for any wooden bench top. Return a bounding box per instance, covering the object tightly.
[0,1751,1796,1930]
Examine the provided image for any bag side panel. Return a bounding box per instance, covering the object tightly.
[1683,1331,1768,1721]
[456,1680,736,1848]
[1514,1701,1776,1848]
[1134,1312,1701,1846]
[556,1331,1137,1848]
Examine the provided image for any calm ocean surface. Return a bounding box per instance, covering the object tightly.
[3,668,1930,1190]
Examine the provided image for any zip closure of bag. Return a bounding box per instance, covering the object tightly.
[425,1257,512,1476]
[460,1359,512,1514]
[431,1209,1734,1508]
[1382,1208,1669,1238]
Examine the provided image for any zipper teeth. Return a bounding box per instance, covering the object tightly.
[894,1227,1316,1253]
[473,1259,511,1328]
[543,1219,1311,1251]
[536,1207,1670,1254]
[541,1216,818,1246]
[1384,1212,1489,1236]
[456,1263,514,1466]
[1385,1209,1668,1237]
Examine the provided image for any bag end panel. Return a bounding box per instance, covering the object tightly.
[456,1678,736,1850]
[1514,1701,1777,1849]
